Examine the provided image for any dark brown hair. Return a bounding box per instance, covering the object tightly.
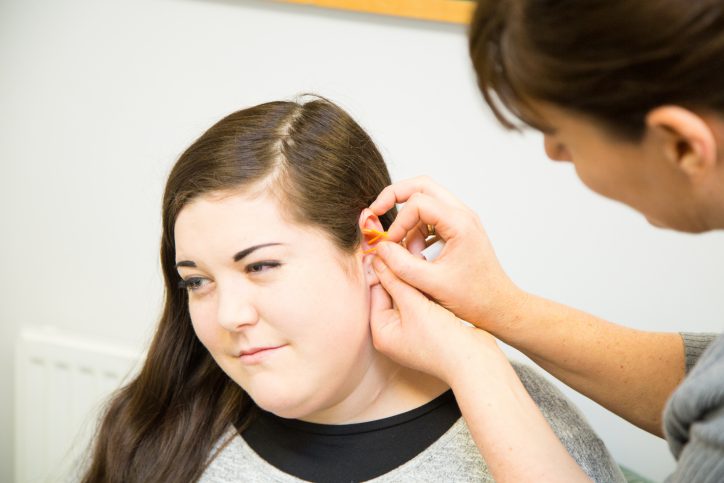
[469,0,724,140]
[80,96,395,482]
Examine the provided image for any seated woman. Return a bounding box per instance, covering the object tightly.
[81,96,625,482]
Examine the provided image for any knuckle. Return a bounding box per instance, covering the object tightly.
[408,192,425,204]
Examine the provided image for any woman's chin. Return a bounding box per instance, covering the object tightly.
[250,392,310,419]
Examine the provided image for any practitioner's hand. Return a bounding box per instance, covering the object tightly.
[369,255,502,384]
[370,265,593,483]
[370,176,526,331]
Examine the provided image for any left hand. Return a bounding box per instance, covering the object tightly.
[369,255,502,384]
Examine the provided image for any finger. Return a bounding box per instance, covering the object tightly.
[368,274,404,355]
[385,192,461,242]
[375,242,439,306]
[369,280,392,315]
[372,255,428,314]
[404,223,427,257]
[369,176,463,216]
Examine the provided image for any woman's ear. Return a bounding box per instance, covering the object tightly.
[645,106,718,180]
[359,208,383,287]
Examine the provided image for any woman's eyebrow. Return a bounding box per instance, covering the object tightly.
[233,243,283,262]
[175,243,283,269]
[175,260,196,269]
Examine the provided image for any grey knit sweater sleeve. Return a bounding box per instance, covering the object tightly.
[664,333,724,482]
[198,361,624,482]
[680,332,718,373]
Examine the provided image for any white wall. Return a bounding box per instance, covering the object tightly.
[2,0,723,481]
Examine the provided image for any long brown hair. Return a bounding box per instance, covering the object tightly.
[468,0,724,140]
[81,96,396,482]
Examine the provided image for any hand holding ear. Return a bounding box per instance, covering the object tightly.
[369,255,500,384]
[370,261,593,483]
[369,176,526,333]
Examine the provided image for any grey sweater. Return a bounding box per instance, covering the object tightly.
[664,332,724,482]
[199,362,625,482]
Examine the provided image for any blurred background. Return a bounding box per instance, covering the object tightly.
[2,0,723,481]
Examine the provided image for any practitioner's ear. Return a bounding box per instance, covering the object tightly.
[359,208,383,287]
[645,106,718,181]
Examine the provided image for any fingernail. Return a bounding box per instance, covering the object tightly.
[373,256,387,272]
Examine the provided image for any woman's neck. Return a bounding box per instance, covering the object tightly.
[298,354,450,425]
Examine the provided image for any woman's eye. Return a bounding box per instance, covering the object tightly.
[246,261,281,273]
[178,277,208,291]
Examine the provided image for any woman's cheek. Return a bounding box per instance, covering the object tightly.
[189,304,218,349]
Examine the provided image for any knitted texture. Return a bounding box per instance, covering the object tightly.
[665,333,724,482]
[199,362,625,483]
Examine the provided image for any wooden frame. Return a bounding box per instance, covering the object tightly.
[276,0,475,25]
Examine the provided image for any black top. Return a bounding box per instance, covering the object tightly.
[241,390,461,482]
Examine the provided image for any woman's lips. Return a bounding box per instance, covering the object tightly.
[238,345,286,364]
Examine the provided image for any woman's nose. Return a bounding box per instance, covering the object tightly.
[216,287,259,331]
[543,135,572,162]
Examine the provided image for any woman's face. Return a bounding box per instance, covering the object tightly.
[531,102,711,232]
[174,190,378,422]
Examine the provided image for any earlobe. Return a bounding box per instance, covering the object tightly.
[359,208,383,287]
[363,257,380,287]
[646,106,717,178]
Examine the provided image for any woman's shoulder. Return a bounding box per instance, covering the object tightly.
[509,360,581,417]
[509,360,626,483]
[369,417,492,482]
[383,361,623,483]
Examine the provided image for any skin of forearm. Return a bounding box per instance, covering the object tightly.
[448,334,591,483]
[489,292,686,437]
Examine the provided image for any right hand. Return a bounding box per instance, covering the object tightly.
[369,176,526,331]
[369,253,508,385]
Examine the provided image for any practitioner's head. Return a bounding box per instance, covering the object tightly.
[163,97,395,421]
[468,0,724,232]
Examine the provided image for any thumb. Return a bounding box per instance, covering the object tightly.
[372,256,428,316]
[376,241,439,297]
[368,283,402,355]
[369,279,392,321]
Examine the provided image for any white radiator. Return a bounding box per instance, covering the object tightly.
[15,327,142,483]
